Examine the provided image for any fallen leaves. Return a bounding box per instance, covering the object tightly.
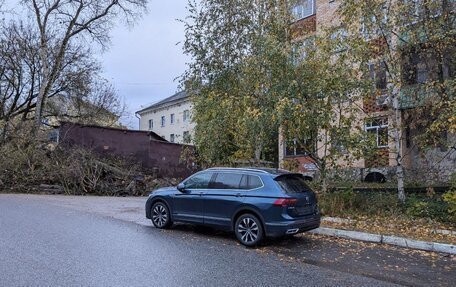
[321,215,456,245]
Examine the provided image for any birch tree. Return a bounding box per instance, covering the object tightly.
[278,27,367,192]
[182,0,295,165]
[338,0,455,202]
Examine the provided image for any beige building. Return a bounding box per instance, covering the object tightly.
[280,0,455,183]
[136,91,194,144]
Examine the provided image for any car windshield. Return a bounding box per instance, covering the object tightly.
[275,174,312,193]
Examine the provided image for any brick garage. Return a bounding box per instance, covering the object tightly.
[58,122,196,179]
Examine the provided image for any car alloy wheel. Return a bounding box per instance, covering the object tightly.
[235,214,263,247]
[151,202,171,229]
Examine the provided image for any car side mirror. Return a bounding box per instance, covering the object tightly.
[177,183,186,192]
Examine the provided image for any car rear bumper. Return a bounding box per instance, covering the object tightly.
[264,214,321,237]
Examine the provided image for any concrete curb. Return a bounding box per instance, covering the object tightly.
[309,227,456,255]
[321,217,456,236]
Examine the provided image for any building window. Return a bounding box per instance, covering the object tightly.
[292,0,316,20]
[404,0,420,17]
[170,113,175,124]
[368,62,387,91]
[401,49,436,85]
[405,127,411,148]
[360,6,388,40]
[161,116,165,127]
[330,27,348,53]
[292,37,315,65]
[170,134,175,143]
[366,117,388,148]
[48,130,59,143]
[183,131,191,144]
[148,119,153,130]
[183,110,190,123]
[285,138,310,157]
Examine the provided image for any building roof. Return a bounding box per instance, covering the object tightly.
[58,121,167,142]
[136,91,189,114]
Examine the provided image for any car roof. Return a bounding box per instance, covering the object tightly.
[205,167,291,176]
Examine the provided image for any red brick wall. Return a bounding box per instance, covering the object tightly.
[59,122,196,178]
[291,15,316,39]
[363,95,388,113]
[284,155,317,173]
[365,148,389,168]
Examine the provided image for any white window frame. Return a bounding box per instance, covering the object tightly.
[170,113,175,124]
[292,0,316,20]
[161,116,165,127]
[365,118,389,148]
[183,110,190,123]
[368,61,388,94]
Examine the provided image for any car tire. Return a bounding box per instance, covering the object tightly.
[151,202,172,229]
[235,214,264,247]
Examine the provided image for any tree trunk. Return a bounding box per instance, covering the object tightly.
[33,87,45,134]
[254,141,263,164]
[321,175,328,193]
[320,162,328,193]
[396,164,406,202]
[33,37,50,136]
[392,87,406,203]
[0,119,8,143]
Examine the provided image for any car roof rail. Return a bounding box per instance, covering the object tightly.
[206,167,270,174]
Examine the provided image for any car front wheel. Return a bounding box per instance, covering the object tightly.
[235,214,264,247]
[151,202,172,229]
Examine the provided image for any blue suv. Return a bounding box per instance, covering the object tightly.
[145,167,320,246]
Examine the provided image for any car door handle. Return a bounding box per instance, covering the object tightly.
[235,193,242,197]
[199,192,204,196]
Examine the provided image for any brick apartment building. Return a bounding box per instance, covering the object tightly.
[279,0,455,184]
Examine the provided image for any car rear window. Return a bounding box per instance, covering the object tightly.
[275,174,312,193]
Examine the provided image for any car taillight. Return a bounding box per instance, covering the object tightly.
[273,198,297,207]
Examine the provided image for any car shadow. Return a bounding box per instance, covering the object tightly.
[170,223,237,242]
[263,234,319,249]
[168,223,318,249]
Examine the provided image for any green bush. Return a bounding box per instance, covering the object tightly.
[443,190,456,222]
[318,188,401,217]
[405,199,430,217]
[404,194,450,222]
[443,172,456,222]
[318,189,451,223]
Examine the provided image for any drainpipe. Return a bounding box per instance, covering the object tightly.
[135,112,140,130]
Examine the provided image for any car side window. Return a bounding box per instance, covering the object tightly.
[240,175,263,190]
[212,173,243,189]
[239,175,248,190]
[184,172,213,189]
[247,175,263,189]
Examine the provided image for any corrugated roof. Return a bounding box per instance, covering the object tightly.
[136,91,188,114]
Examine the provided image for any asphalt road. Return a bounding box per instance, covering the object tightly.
[0,194,454,287]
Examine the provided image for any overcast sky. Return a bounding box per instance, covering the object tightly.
[2,0,191,128]
[99,0,190,128]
